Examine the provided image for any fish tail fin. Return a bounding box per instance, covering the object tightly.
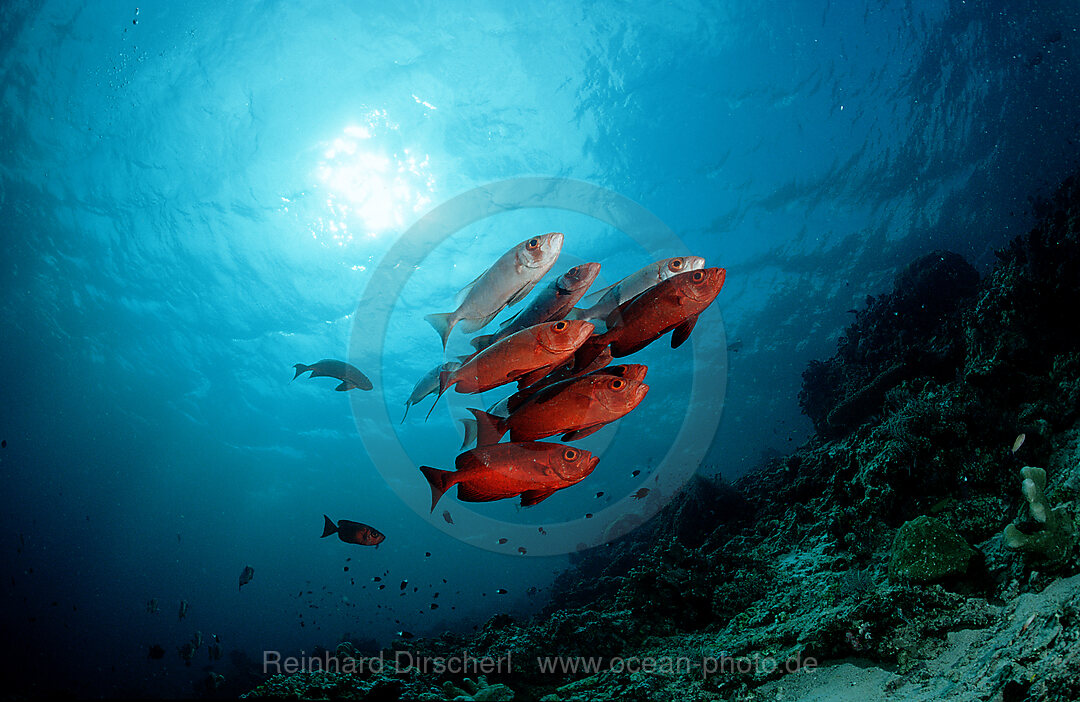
[419,465,457,512]
[321,515,337,538]
[459,418,478,449]
[424,312,457,349]
[292,363,310,380]
[468,408,507,446]
[426,369,455,420]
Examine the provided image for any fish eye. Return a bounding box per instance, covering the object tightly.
[693,270,705,282]
[553,321,568,332]
[611,378,625,390]
[670,259,683,270]
[526,238,540,250]
[563,449,578,461]
[568,266,579,275]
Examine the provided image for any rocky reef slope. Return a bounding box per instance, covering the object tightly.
[244,174,1080,702]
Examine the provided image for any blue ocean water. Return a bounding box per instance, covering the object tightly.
[1,0,1078,697]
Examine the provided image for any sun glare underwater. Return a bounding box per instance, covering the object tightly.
[4,0,1080,699]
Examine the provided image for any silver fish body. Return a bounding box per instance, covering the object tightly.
[403,361,462,423]
[425,232,564,348]
[470,261,601,352]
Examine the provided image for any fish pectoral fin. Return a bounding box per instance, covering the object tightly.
[520,488,558,507]
[514,365,555,388]
[335,381,353,391]
[562,424,605,441]
[671,314,699,349]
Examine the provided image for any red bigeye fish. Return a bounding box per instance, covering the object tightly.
[293,360,373,391]
[427,320,594,418]
[321,515,385,547]
[470,371,649,445]
[425,233,564,349]
[459,364,646,449]
[575,267,726,369]
[470,262,602,352]
[568,256,705,327]
[419,442,599,509]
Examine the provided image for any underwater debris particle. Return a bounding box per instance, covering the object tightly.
[1012,433,1026,453]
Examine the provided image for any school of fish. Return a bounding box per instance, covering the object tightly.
[291,232,726,544]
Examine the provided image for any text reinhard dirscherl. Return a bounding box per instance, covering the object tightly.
[262,650,818,679]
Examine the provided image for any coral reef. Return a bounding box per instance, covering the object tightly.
[243,173,1080,701]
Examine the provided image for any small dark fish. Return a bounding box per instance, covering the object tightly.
[496,588,508,594]
[538,527,547,535]
[379,585,385,590]
[442,510,454,525]
[178,600,189,620]
[372,577,382,582]
[400,580,408,591]
[497,538,508,545]
[398,631,414,639]
[321,515,385,547]
[343,566,349,572]
[239,565,255,591]
[632,470,640,477]
[1,439,6,448]
[633,488,650,499]
[148,644,166,660]
[517,546,527,555]
[430,603,439,610]
[425,552,431,557]
[585,513,593,519]
[293,359,373,392]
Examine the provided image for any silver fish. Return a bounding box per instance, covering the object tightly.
[470,262,601,352]
[569,256,705,328]
[403,361,462,423]
[292,359,373,391]
[425,232,564,348]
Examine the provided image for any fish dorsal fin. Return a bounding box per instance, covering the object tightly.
[580,281,617,306]
[520,488,557,507]
[455,270,486,305]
